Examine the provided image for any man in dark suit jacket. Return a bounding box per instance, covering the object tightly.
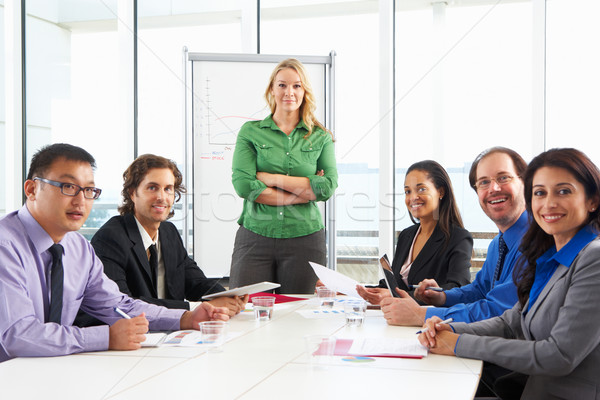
[90,154,246,318]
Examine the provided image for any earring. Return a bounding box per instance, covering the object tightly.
[592,208,596,212]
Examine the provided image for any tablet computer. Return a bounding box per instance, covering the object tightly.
[379,254,401,298]
[201,281,280,300]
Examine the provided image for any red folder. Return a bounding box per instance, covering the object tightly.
[249,293,308,304]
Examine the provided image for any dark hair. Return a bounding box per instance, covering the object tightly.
[468,146,527,191]
[406,160,464,242]
[27,143,96,180]
[118,154,186,218]
[514,148,600,307]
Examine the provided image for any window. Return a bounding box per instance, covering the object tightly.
[25,0,124,238]
[395,1,533,269]
[546,0,600,165]
[137,2,242,160]
[0,2,6,215]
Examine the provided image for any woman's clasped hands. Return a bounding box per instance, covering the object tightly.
[417,316,460,356]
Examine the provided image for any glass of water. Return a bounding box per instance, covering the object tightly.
[252,296,275,321]
[316,287,336,309]
[199,321,228,352]
[344,300,367,327]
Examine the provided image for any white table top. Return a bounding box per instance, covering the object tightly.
[0,297,481,400]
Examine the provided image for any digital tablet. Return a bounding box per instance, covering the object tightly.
[201,281,280,300]
[379,254,401,298]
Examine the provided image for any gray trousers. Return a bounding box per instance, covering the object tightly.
[229,226,326,294]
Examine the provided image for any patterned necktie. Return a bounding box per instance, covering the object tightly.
[492,234,508,287]
[149,244,158,291]
[48,244,64,324]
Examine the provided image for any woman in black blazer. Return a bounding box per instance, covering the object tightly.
[358,160,472,304]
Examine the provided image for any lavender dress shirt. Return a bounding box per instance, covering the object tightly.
[0,205,185,362]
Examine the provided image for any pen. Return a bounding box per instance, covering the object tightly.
[416,318,453,334]
[114,307,131,319]
[410,284,443,292]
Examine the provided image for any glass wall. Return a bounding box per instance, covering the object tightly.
[137,2,242,160]
[261,2,380,283]
[0,1,6,215]
[3,0,599,280]
[546,0,600,165]
[136,2,243,251]
[24,0,123,238]
[395,1,532,274]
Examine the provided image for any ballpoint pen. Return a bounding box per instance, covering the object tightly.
[410,284,443,292]
[114,307,131,319]
[416,318,453,334]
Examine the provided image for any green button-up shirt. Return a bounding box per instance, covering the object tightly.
[232,115,338,238]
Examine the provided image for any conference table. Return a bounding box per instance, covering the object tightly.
[0,296,482,399]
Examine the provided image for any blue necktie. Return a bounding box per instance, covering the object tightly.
[48,244,64,324]
[492,234,508,287]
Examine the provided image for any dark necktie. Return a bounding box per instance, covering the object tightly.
[149,244,158,291]
[492,234,508,287]
[48,244,64,324]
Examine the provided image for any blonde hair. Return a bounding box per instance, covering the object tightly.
[264,58,331,140]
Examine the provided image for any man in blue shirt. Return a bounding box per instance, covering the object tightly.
[381,147,528,326]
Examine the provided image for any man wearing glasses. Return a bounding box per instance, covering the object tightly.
[380,147,529,326]
[0,143,228,363]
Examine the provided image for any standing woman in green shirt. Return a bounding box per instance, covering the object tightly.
[229,58,338,294]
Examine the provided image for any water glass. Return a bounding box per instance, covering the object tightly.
[344,300,367,327]
[252,296,275,321]
[199,321,227,352]
[316,287,336,309]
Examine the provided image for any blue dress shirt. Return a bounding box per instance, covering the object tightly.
[527,224,598,311]
[426,211,529,323]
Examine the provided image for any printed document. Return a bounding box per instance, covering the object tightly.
[309,262,361,298]
[348,337,428,357]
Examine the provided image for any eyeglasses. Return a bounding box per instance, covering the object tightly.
[474,175,517,191]
[34,177,102,200]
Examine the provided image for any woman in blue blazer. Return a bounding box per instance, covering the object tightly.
[420,148,600,400]
[358,160,472,304]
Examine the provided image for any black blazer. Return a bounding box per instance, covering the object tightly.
[91,213,225,309]
[378,223,472,294]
